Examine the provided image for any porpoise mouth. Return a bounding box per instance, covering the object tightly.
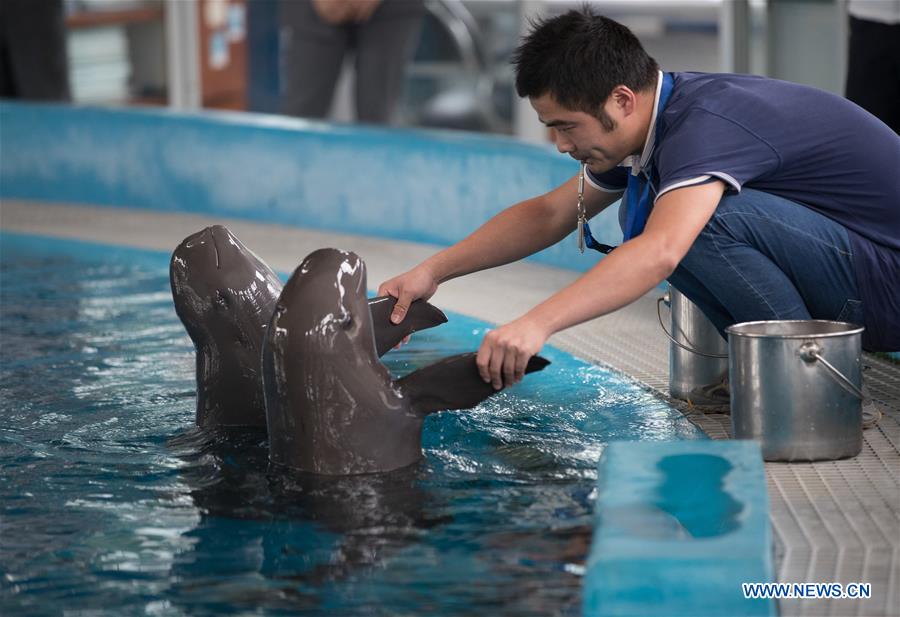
[210,229,221,269]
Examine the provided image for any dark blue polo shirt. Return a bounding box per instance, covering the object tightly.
[589,72,900,351]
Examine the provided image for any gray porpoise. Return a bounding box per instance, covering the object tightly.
[170,226,448,430]
[170,225,282,429]
[262,248,550,475]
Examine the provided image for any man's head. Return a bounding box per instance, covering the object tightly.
[512,8,660,170]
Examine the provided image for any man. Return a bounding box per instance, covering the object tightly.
[280,0,424,125]
[378,8,900,392]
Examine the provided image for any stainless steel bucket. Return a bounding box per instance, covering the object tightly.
[726,320,865,462]
[658,286,729,401]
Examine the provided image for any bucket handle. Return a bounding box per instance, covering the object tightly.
[656,293,729,359]
[798,342,865,400]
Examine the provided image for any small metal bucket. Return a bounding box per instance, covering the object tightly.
[726,320,865,462]
[658,286,729,401]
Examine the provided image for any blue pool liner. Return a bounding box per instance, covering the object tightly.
[0,101,626,274]
[584,440,775,617]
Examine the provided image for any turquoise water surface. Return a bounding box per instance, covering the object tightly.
[0,232,702,616]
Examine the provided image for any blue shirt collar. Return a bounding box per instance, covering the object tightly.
[619,70,665,177]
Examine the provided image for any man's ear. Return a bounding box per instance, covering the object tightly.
[610,85,637,116]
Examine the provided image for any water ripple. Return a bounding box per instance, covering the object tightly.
[1,234,701,616]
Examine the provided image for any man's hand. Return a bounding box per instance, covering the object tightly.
[377,264,439,325]
[347,0,381,22]
[312,0,381,24]
[476,315,549,390]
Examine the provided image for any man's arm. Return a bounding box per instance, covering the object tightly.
[378,174,621,323]
[476,180,726,389]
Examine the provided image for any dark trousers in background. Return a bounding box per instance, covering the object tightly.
[0,0,70,101]
[279,0,425,125]
[845,16,900,134]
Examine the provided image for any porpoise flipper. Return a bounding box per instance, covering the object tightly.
[368,296,448,357]
[395,353,550,416]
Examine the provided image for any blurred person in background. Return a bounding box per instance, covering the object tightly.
[279,0,424,125]
[0,0,71,101]
[845,0,900,133]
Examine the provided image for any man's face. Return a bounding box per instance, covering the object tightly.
[530,92,638,174]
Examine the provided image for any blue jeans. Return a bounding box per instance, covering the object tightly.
[667,189,863,339]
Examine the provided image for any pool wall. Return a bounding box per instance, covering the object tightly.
[0,102,624,273]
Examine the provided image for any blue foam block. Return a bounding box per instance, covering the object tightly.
[584,440,775,617]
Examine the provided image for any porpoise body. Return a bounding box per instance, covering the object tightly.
[262,248,549,475]
[170,225,282,429]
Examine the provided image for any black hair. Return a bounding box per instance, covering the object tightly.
[512,7,659,117]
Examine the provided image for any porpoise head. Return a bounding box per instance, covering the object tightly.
[269,248,378,361]
[170,225,282,428]
[170,225,282,342]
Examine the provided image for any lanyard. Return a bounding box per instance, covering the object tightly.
[576,163,588,252]
[576,162,616,254]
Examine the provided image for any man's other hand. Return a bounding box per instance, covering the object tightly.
[476,316,549,390]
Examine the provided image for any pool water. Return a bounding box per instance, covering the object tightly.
[0,232,702,616]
